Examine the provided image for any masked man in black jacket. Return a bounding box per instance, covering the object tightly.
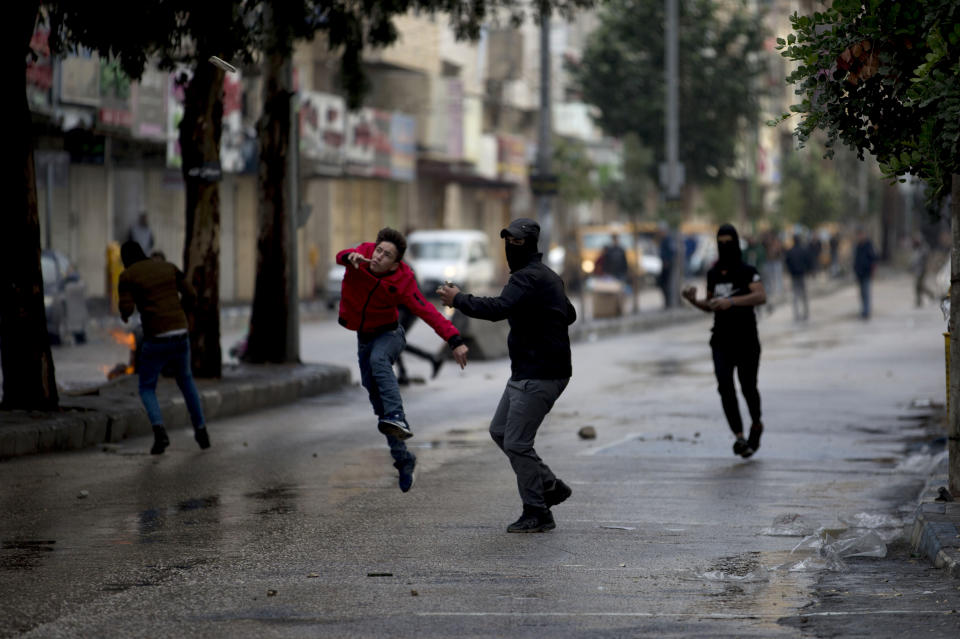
[682,223,767,458]
[438,218,576,533]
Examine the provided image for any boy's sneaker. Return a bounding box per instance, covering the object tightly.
[151,426,170,455]
[394,454,417,492]
[378,416,413,440]
[733,437,749,457]
[507,506,556,533]
[544,479,572,508]
[194,427,211,450]
[742,422,763,458]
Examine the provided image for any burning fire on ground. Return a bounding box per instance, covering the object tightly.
[104,328,137,379]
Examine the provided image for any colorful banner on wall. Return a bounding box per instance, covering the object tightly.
[299,91,346,174]
[390,112,416,182]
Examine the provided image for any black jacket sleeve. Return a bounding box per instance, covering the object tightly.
[453,273,530,321]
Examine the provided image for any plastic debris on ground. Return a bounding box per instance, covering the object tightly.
[760,510,904,573]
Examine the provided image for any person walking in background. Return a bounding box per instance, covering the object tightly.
[598,234,629,283]
[438,218,577,533]
[763,231,783,313]
[127,211,155,256]
[682,224,767,458]
[658,227,675,309]
[784,234,810,322]
[337,227,468,492]
[910,234,937,308]
[118,241,209,455]
[853,227,878,319]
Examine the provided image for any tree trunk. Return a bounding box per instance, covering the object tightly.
[179,62,224,378]
[243,51,297,363]
[0,1,58,410]
[950,173,960,497]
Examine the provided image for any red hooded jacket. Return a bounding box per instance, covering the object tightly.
[336,243,463,347]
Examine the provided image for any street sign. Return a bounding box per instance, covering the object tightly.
[529,173,558,196]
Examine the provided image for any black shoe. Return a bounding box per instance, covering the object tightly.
[545,479,572,508]
[378,416,413,440]
[194,427,211,450]
[394,454,417,492]
[742,422,763,458]
[733,437,749,457]
[397,375,411,386]
[507,506,556,533]
[151,426,170,455]
[431,357,444,379]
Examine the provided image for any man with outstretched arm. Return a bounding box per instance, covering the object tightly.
[337,227,468,492]
[682,223,767,458]
[438,218,576,533]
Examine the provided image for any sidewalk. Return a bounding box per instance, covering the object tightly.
[0,362,349,459]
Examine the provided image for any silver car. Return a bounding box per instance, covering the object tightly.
[42,250,88,345]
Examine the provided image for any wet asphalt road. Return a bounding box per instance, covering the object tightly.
[2,275,960,638]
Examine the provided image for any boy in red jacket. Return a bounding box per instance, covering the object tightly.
[337,227,469,491]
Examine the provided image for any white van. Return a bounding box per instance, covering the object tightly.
[406,229,495,295]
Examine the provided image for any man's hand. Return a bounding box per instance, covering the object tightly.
[346,252,371,269]
[681,286,698,303]
[452,344,468,369]
[709,297,732,311]
[437,283,461,307]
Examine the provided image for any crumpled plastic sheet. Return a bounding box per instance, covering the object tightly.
[785,528,887,572]
[758,513,820,537]
[895,450,948,474]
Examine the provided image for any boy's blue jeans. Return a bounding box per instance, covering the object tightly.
[357,327,412,463]
[137,334,205,429]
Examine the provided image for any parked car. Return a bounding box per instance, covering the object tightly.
[323,263,346,309]
[406,229,496,295]
[41,250,88,345]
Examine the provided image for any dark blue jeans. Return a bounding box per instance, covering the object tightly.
[137,334,205,429]
[857,275,871,318]
[357,327,412,463]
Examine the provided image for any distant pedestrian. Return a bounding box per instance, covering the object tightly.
[127,211,155,256]
[658,227,675,308]
[763,231,784,311]
[438,218,577,533]
[118,241,209,455]
[784,234,810,322]
[599,234,629,282]
[829,234,840,278]
[337,227,468,492]
[910,235,937,308]
[853,227,878,319]
[682,223,767,458]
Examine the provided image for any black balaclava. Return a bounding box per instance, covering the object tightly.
[120,240,148,268]
[716,223,742,269]
[505,239,537,272]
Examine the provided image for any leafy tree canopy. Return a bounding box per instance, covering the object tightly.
[572,0,767,185]
[38,0,595,107]
[777,0,960,199]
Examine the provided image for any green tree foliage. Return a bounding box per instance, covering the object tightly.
[572,0,767,185]
[553,137,599,204]
[778,145,843,229]
[607,133,653,217]
[776,0,959,199]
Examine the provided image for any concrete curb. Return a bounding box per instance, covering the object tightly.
[911,462,960,579]
[0,362,350,459]
[910,501,960,579]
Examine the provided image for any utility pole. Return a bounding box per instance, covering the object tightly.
[535,8,554,254]
[663,0,682,308]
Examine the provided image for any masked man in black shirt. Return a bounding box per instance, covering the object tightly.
[682,224,767,458]
[438,218,577,533]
